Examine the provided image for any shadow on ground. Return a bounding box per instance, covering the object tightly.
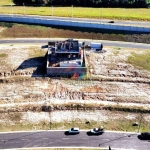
[64,131,80,136]
[16,55,47,77]
[137,135,150,141]
[86,131,104,136]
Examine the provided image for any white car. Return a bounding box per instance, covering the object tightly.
[90,127,104,135]
[68,127,80,134]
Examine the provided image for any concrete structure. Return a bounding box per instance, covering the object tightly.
[0,15,150,33]
[90,42,103,51]
[47,39,87,77]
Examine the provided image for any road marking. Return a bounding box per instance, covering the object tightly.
[62,138,69,140]
[82,137,89,139]
[102,139,109,141]
[143,141,150,143]
[21,139,29,141]
[1,140,8,142]
[0,130,138,134]
[42,138,49,140]
[121,140,130,142]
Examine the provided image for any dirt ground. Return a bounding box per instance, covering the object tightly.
[0,45,150,107]
[0,44,150,127]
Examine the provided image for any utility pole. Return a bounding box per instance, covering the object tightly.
[100,9,102,23]
[138,114,143,133]
[11,5,13,16]
[49,107,51,130]
[122,8,125,22]
[23,3,26,15]
[51,6,53,19]
[72,5,73,18]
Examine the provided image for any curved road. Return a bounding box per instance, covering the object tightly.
[1,14,150,27]
[0,39,150,49]
[0,130,149,150]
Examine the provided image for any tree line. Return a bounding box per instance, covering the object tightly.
[12,0,150,8]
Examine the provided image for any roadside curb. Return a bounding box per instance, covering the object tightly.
[0,129,140,134]
[3,147,137,150]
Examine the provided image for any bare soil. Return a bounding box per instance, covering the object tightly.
[0,45,150,107]
[0,45,150,129]
[0,23,150,44]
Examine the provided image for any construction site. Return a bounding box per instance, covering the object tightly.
[0,39,150,132]
[46,39,88,77]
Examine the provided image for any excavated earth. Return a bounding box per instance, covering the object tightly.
[0,44,150,125]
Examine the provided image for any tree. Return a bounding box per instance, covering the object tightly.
[12,0,150,7]
[12,0,45,5]
[12,0,24,5]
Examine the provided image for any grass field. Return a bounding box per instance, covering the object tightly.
[127,51,150,71]
[0,110,149,133]
[0,116,149,133]
[0,22,150,44]
[0,0,13,5]
[0,0,150,21]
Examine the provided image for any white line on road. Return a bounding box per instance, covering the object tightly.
[42,138,49,140]
[62,138,69,140]
[102,138,109,141]
[82,137,89,139]
[21,139,29,141]
[142,141,150,143]
[1,140,8,142]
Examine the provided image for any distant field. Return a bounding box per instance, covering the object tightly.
[0,0,150,21]
[0,0,13,5]
[127,51,150,71]
[0,23,150,44]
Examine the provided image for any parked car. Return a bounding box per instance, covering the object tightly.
[68,127,80,134]
[90,127,104,135]
[139,132,150,140]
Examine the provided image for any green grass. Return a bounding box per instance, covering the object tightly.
[0,4,150,21]
[0,23,150,44]
[0,53,8,57]
[0,111,149,133]
[127,51,150,71]
[0,119,149,133]
[0,0,13,5]
[28,46,47,58]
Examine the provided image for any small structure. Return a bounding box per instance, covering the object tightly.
[47,39,87,78]
[90,42,103,51]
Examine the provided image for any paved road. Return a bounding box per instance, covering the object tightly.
[0,131,149,150]
[1,14,150,27]
[0,39,150,49]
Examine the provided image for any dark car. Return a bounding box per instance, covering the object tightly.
[139,132,150,140]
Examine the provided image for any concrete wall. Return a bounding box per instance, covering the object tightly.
[0,15,150,33]
[47,67,87,76]
[46,47,87,77]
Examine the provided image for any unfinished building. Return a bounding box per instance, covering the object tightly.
[47,39,87,77]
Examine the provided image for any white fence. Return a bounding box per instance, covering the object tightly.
[0,15,150,33]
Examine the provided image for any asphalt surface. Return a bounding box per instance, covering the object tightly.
[0,131,149,149]
[1,14,150,27]
[0,39,150,49]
